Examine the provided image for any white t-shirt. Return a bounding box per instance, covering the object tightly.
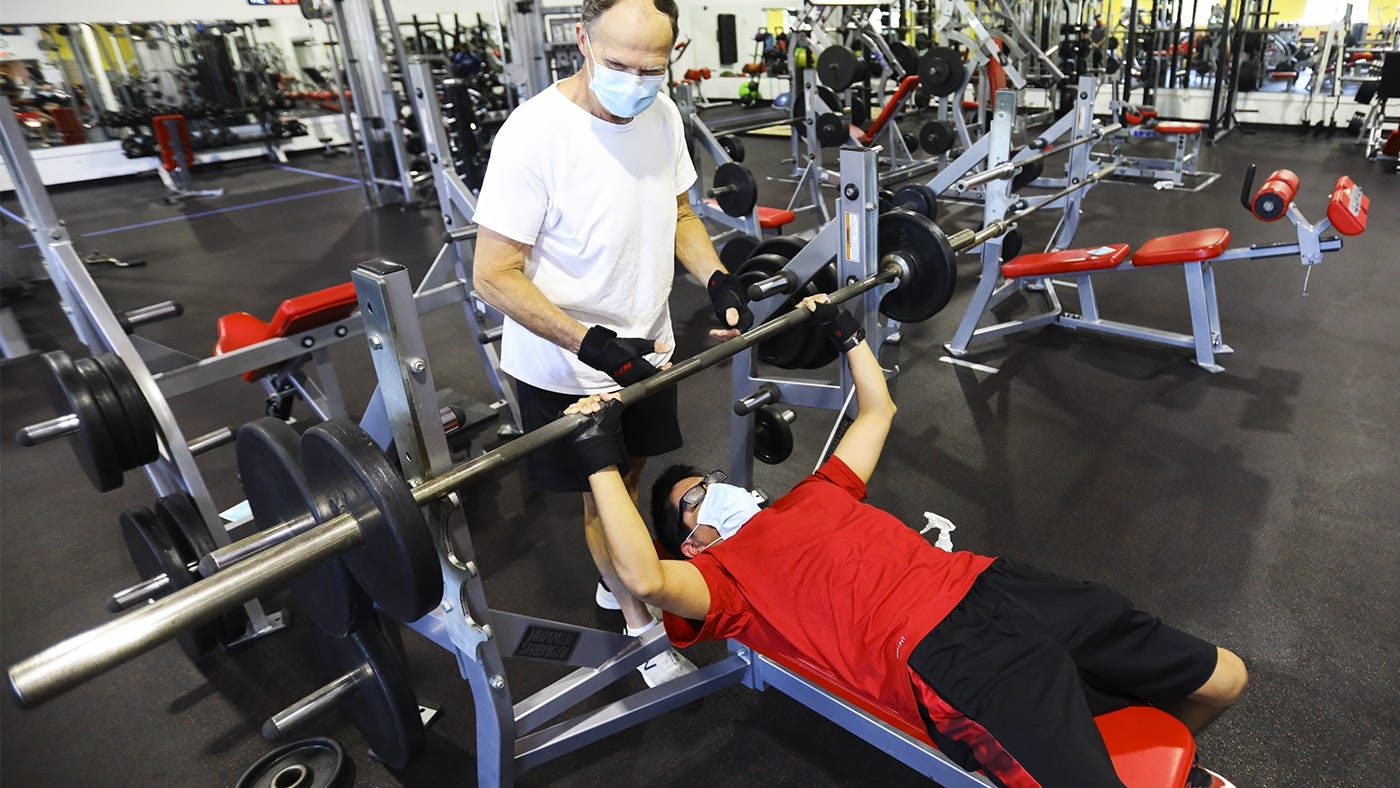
[473,84,698,394]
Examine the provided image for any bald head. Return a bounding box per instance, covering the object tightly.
[582,0,679,45]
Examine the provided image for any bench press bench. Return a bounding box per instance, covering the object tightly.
[1101,105,1215,189]
[948,167,1369,372]
[740,644,1196,786]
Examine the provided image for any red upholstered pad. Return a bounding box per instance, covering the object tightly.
[1326,175,1369,236]
[1001,243,1132,278]
[214,282,358,381]
[1154,121,1203,135]
[1132,228,1230,266]
[757,206,797,229]
[756,649,1195,787]
[214,312,272,356]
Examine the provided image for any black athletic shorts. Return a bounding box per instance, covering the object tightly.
[515,378,683,493]
[906,557,1218,788]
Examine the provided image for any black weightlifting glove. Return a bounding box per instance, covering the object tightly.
[810,301,865,353]
[578,326,662,386]
[707,270,754,332]
[570,399,629,476]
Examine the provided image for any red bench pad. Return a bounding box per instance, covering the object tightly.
[215,282,359,380]
[1154,122,1203,135]
[1002,244,1132,278]
[1132,228,1230,267]
[1326,175,1369,236]
[757,649,1195,787]
[757,206,797,229]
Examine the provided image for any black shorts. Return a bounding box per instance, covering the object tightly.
[906,557,1218,788]
[515,379,683,493]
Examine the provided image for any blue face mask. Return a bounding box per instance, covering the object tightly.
[695,483,761,545]
[584,36,666,118]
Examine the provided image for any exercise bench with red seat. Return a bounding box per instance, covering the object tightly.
[1102,104,1215,189]
[949,166,1367,372]
[739,644,1197,787]
[214,282,359,417]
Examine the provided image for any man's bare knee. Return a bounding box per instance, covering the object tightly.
[1192,647,1248,709]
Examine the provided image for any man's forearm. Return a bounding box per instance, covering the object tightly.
[475,268,589,353]
[587,468,665,596]
[674,203,724,282]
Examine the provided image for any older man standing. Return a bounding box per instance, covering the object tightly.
[472,0,749,686]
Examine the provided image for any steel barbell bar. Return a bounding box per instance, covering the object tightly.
[951,123,1122,194]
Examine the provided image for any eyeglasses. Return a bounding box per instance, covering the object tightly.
[678,470,725,547]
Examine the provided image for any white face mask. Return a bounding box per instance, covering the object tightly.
[695,483,761,544]
[584,35,666,118]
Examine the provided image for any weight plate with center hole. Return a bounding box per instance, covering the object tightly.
[816,45,861,90]
[918,47,967,97]
[718,135,745,163]
[712,162,758,218]
[849,88,871,129]
[235,737,348,788]
[738,254,811,369]
[889,41,918,78]
[1000,228,1024,262]
[92,353,159,470]
[238,418,370,639]
[902,131,920,153]
[719,234,760,273]
[892,184,939,221]
[302,420,440,624]
[1011,157,1045,191]
[919,120,955,155]
[877,210,957,323]
[75,356,139,484]
[155,493,251,644]
[753,406,795,464]
[815,112,848,147]
[878,189,895,213]
[119,504,224,660]
[39,351,121,492]
[311,614,424,770]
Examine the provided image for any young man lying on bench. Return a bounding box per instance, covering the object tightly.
[566,296,1248,788]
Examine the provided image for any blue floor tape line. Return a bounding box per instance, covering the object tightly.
[272,164,363,185]
[80,184,359,239]
[0,204,26,225]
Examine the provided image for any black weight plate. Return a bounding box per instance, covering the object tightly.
[1000,229,1024,262]
[74,356,139,481]
[119,506,167,588]
[919,120,955,155]
[40,351,121,492]
[718,135,745,163]
[889,41,918,78]
[815,113,848,148]
[893,184,939,220]
[878,188,895,213]
[817,45,860,90]
[849,88,871,129]
[719,234,761,273]
[302,420,440,624]
[902,131,920,153]
[1011,157,1045,191]
[918,47,966,97]
[155,493,249,643]
[797,323,840,369]
[235,737,348,788]
[311,615,424,770]
[238,418,369,638]
[738,255,809,368]
[122,502,223,659]
[878,210,957,323]
[713,162,758,217]
[749,235,807,263]
[92,353,159,469]
[815,85,841,114]
[753,407,795,464]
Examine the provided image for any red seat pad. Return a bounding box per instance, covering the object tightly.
[214,312,272,356]
[1001,243,1132,278]
[1132,228,1230,266]
[757,206,797,229]
[214,282,358,380]
[1153,121,1203,135]
[756,649,1195,788]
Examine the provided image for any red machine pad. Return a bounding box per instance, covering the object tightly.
[757,206,797,230]
[151,114,194,171]
[1250,168,1300,221]
[1326,175,1369,236]
[214,282,359,381]
[1001,244,1132,278]
[1132,228,1230,266]
[1153,121,1203,135]
[755,649,1195,788]
[857,76,921,145]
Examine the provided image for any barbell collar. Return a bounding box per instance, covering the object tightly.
[7,260,910,708]
[733,383,780,416]
[262,664,370,740]
[15,413,81,447]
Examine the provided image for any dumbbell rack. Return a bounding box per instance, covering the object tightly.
[0,97,286,646]
[728,146,896,488]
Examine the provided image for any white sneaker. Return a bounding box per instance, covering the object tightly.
[595,579,621,610]
[637,647,697,688]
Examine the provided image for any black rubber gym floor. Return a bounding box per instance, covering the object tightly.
[1,126,1396,787]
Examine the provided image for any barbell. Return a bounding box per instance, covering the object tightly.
[951,123,1122,194]
[5,178,1112,707]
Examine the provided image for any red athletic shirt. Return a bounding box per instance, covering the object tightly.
[664,456,995,725]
